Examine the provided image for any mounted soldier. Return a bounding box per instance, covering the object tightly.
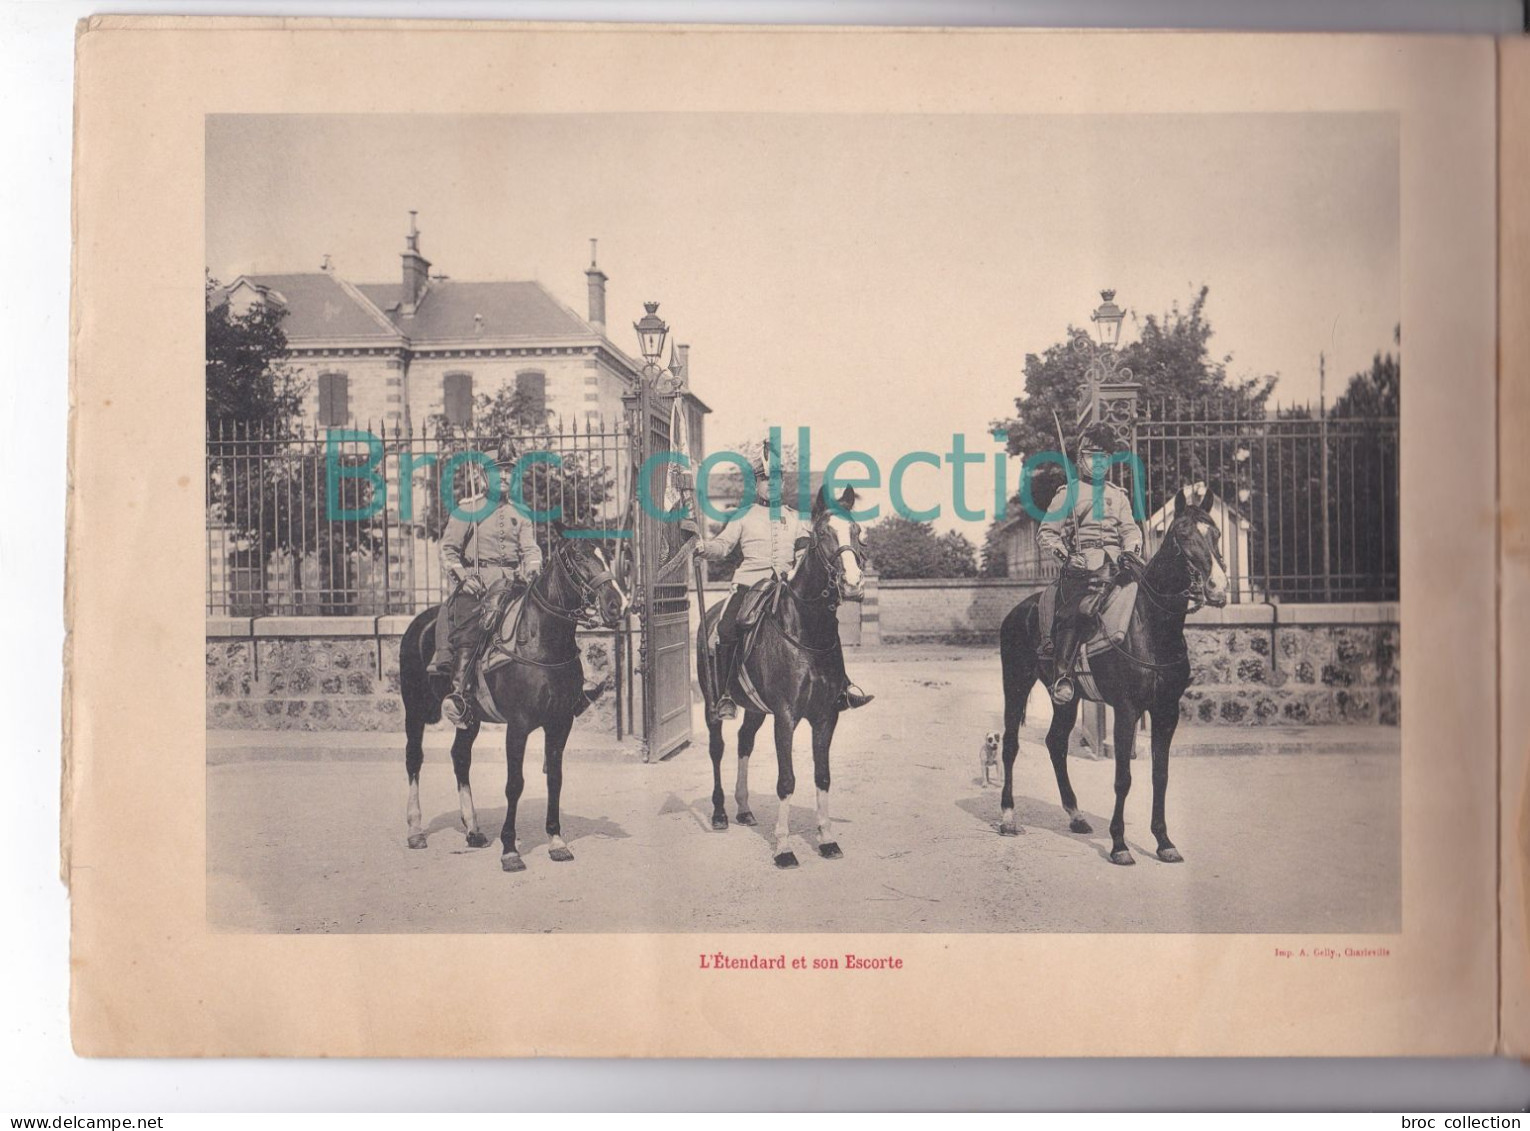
[683,440,872,722]
[1036,422,1145,706]
[429,439,543,728]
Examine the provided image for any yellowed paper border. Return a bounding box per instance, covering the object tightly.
[69,20,1498,1056]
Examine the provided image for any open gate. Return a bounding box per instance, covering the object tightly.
[628,388,696,761]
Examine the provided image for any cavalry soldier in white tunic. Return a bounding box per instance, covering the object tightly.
[1036,423,1145,706]
[430,440,544,728]
[684,445,872,721]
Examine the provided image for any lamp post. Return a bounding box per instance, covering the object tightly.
[627,301,706,760]
[1071,291,1144,761]
[1071,289,1142,446]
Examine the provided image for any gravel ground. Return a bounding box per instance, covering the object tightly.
[207,649,1400,934]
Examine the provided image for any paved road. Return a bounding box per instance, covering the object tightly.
[208,648,1399,934]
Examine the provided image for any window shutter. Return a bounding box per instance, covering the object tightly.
[318,372,349,427]
[444,372,474,427]
[515,370,547,421]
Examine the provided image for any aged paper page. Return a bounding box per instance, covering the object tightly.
[69,20,1498,1056]
[1498,35,1530,1059]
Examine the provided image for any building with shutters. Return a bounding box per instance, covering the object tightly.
[219,214,698,433]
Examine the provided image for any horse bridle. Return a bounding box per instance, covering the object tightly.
[529,538,622,628]
[1135,516,1226,614]
[798,517,866,607]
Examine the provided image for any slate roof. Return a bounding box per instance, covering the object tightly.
[231,274,401,343]
[358,279,595,343]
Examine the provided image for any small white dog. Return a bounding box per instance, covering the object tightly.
[978,730,1002,786]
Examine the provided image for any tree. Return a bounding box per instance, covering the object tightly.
[206,273,306,435]
[979,520,1010,578]
[207,274,386,614]
[992,285,1275,468]
[863,516,978,579]
[1330,338,1400,420]
[420,384,618,549]
[984,285,1278,584]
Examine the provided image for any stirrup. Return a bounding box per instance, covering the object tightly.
[442,692,474,729]
[1050,676,1076,706]
[838,684,874,710]
[712,695,738,722]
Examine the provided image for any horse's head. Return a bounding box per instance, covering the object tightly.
[809,484,868,603]
[1167,488,1229,609]
[549,524,629,627]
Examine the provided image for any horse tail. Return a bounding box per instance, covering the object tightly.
[401,607,443,744]
[999,597,1041,747]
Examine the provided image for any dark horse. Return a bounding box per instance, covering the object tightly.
[696,485,867,869]
[399,530,627,872]
[997,488,1229,865]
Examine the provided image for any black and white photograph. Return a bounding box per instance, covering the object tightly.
[203,111,1402,936]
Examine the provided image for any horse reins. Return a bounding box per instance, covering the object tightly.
[1095,520,1223,673]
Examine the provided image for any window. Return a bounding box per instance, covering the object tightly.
[515,369,547,421]
[443,371,474,427]
[316,372,349,427]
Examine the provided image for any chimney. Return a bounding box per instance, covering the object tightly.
[584,237,607,331]
[400,210,431,315]
[674,343,689,381]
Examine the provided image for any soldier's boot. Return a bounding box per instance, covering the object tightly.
[711,642,739,722]
[1050,614,1084,705]
[838,682,874,711]
[441,650,476,730]
[427,615,453,676]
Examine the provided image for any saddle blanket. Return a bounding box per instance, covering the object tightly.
[1038,579,1138,658]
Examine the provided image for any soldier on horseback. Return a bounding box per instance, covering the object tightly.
[683,440,872,722]
[1037,422,1145,706]
[429,440,543,728]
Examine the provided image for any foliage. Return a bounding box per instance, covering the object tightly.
[205,274,307,436]
[863,516,978,579]
[421,384,618,548]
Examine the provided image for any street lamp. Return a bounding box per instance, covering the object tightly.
[1071,289,1141,439]
[1090,289,1126,349]
[634,301,669,368]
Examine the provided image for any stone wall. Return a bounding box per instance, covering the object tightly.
[207,615,624,733]
[871,579,1399,727]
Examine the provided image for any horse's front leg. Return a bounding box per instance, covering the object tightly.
[707,714,728,831]
[449,719,488,848]
[811,712,842,859]
[771,713,799,869]
[499,726,530,872]
[735,710,766,826]
[1149,701,1184,863]
[1108,706,1140,866]
[543,715,575,862]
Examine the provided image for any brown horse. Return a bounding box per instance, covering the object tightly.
[696,485,867,868]
[399,529,627,872]
[997,488,1229,865]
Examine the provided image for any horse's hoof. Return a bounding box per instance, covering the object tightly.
[736,810,757,827]
[773,851,799,869]
[1156,846,1184,864]
[818,842,843,859]
[549,846,575,863]
[465,830,490,849]
[711,814,729,831]
[501,852,527,873]
[1070,817,1093,835]
[998,822,1022,837]
[406,833,428,850]
[1109,849,1136,867]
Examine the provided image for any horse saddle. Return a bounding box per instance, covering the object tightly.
[1038,579,1138,658]
[706,579,781,651]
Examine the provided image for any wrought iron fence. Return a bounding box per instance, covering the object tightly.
[207,417,632,616]
[1127,397,1399,603]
